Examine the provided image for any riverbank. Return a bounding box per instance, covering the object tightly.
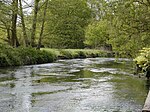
[41,48,113,59]
[0,45,56,67]
[0,45,113,67]
[134,47,150,78]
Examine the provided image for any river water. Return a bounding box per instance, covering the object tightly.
[0,58,149,112]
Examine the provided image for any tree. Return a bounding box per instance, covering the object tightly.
[0,1,12,45]
[87,0,110,20]
[84,0,150,57]
[85,20,110,48]
[30,0,40,47]
[43,0,92,48]
[37,0,48,49]
[11,0,20,47]
[19,0,28,46]
[108,0,150,57]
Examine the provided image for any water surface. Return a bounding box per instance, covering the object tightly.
[0,58,149,112]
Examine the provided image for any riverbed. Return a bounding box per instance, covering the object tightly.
[0,58,149,112]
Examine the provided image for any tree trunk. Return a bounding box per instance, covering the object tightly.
[11,0,20,47]
[37,0,48,49]
[1,20,11,45]
[6,26,11,45]
[19,0,28,47]
[30,0,40,47]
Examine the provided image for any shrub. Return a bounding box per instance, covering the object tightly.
[134,47,150,70]
[16,47,57,65]
[0,44,57,67]
[59,50,73,59]
[0,44,21,66]
[0,45,113,67]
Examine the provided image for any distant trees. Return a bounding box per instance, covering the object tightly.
[85,0,150,57]
[109,0,150,57]
[37,0,48,49]
[0,0,29,47]
[0,0,46,48]
[43,0,92,48]
[0,1,13,45]
[30,0,40,47]
[1,0,91,49]
[0,0,150,57]
[11,0,20,47]
[19,0,28,46]
[85,20,110,49]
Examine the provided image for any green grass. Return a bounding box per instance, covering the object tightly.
[41,48,113,59]
[0,44,113,67]
[0,45,56,67]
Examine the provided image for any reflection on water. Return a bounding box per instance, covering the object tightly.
[0,58,149,112]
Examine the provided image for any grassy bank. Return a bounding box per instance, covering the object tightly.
[41,48,113,59]
[0,45,113,67]
[0,45,56,67]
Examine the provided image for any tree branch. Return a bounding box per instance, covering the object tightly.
[146,0,150,6]
[133,0,148,6]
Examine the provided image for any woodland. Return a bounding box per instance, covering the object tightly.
[0,0,150,67]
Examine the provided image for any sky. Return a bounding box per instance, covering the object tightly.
[24,0,33,4]
[23,0,34,14]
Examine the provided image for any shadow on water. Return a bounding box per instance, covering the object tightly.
[108,73,148,103]
[145,80,150,90]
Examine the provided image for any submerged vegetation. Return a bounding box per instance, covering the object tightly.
[0,0,150,111]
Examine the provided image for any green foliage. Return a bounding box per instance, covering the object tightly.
[59,50,76,59]
[42,48,112,59]
[0,44,56,67]
[85,20,109,48]
[84,0,150,57]
[16,47,57,65]
[110,0,150,57]
[0,1,11,43]
[0,44,21,66]
[1,0,150,58]
[0,44,113,67]
[134,48,150,68]
[43,0,92,49]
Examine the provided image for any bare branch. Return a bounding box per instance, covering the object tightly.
[23,0,34,8]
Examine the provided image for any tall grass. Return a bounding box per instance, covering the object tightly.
[42,48,113,59]
[0,45,113,67]
[0,45,57,67]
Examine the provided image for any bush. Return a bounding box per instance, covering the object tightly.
[134,47,150,71]
[42,48,113,59]
[0,44,57,67]
[16,47,57,65]
[59,50,73,59]
[0,45,113,67]
[76,50,86,58]
[0,44,21,66]
[0,53,10,67]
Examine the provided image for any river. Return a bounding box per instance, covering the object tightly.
[0,58,149,112]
